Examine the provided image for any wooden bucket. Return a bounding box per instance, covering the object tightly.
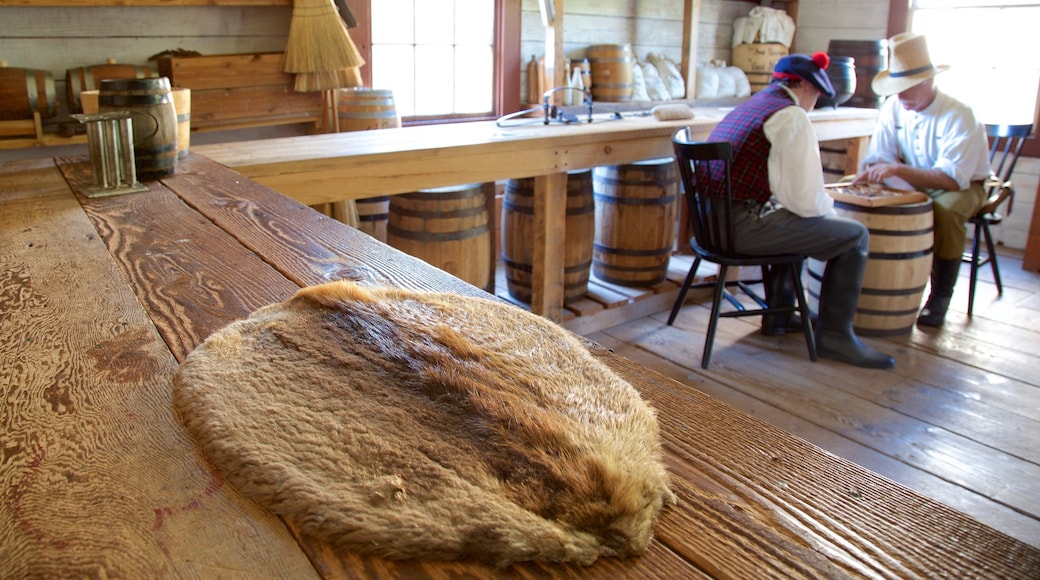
[806,199,934,336]
[66,61,155,114]
[337,88,401,132]
[98,77,178,180]
[83,87,189,159]
[593,158,678,286]
[502,170,595,305]
[587,44,635,102]
[0,66,56,121]
[828,39,888,109]
[388,184,492,291]
[356,196,390,242]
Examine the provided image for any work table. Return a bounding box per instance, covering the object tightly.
[196,106,879,322]
[3,154,1038,578]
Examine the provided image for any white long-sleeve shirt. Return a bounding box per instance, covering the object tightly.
[762,87,834,217]
[860,89,991,190]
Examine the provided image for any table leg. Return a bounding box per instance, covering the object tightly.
[532,171,568,321]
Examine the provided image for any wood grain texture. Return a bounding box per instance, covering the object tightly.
[0,159,317,578]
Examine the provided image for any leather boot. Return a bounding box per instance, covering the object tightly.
[761,263,805,336]
[917,258,960,327]
[816,248,896,369]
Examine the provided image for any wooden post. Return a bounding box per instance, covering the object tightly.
[682,0,702,98]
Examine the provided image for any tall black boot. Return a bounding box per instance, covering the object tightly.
[917,258,960,327]
[761,263,805,336]
[816,248,895,369]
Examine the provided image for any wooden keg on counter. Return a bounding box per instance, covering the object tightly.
[84,87,191,160]
[337,88,401,132]
[828,39,888,109]
[587,44,635,101]
[388,183,493,291]
[98,77,178,180]
[593,158,679,287]
[0,62,56,121]
[807,191,933,336]
[66,59,156,114]
[502,170,595,305]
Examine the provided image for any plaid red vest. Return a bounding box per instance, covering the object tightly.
[707,85,796,202]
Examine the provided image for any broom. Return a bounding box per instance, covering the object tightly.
[284,0,365,77]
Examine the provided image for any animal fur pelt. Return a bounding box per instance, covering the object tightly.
[173,280,674,567]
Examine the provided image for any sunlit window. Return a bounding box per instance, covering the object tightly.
[912,1,1040,125]
[370,0,495,118]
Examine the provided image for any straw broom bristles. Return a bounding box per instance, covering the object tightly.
[293,67,363,92]
[284,0,365,74]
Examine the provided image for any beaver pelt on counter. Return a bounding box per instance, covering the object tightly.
[173,280,675,567]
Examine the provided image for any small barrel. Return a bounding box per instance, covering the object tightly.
[387,184,492,291]
[593,158,679,287]
[98,77,178,180]
[66,61,155,114]
[828,39,888,109]
[806,198,934,336]
[502,170,595,305]
[87,87,191,159]
[587,44,635,102]
[337,88,401,132]
[0,66,57,121]
[356,196,390,242]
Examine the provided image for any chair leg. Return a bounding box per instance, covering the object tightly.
[701,264,728,369]
[983,222,1003,295]
[667,257,702,326]
[968,223,983,318]
[790,266,818,361]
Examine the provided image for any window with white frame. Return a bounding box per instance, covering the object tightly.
[911,0,1040,126]
[370,0,495,118]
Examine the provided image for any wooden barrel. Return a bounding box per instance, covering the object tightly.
[0,66,56,121]
[732,43,789,94]
[806,199,934,336]
[593,158,678,287]
[337,88,401,132]
[84,87,189,159]
[66,61,155,114]
[356,196,390,242]
[388,184,492,291]
[98,77,178,180]
[502,170,595,305]
[587,44,635,102]
[828,39,888,109]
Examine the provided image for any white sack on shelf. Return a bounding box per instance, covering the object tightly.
[732,7,795,48]
[630,62,651,101]
[648,53,686,99]
[641,62,671,101]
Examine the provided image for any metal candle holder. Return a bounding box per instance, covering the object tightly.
[71,111,150,198]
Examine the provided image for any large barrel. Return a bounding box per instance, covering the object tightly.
[337,88,401,132]
[388,184,492,291]
[828,39,888,109]
[593,158,679,286]
[98,77,178,180]
[66,61,155,114]
[587,44,635,102]
[807,199,934,336]
[0,66,57,121]
[356,196,390,242]
[502,170,595,305]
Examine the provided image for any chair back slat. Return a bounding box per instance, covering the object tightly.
[984,123,1032,216]
[672,128,737,256]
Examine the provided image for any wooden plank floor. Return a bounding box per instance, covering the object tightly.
[583,248,1040,550]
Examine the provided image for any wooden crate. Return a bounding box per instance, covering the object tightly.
[156,52,323,131]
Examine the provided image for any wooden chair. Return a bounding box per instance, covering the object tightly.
[667,128,817,369]
[964,123,1032,316]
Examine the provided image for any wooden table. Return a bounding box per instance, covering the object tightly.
[3,154,1038,578]
[196,106,879,323]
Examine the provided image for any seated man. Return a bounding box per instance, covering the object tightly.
[853,32,991,327]
[707,52,895,369]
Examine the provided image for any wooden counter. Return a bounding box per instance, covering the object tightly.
[3,154,1038,578]
[196,106,879,322]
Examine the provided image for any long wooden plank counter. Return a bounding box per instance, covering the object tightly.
[3,154,1039,578]
[196,106,879,323]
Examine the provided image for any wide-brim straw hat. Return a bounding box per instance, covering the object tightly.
[872,32,950,96]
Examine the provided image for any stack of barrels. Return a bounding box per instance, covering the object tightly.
[0,60,57,123]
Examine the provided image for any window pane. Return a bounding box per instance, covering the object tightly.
[415,45,457,115]
[373,45,416,117]
[455,45,494,113]
[456,0,495,44]
[416,0,456,45]
[372,0,414,44]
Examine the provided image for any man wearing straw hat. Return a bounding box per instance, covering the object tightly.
[854,32,991,327]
